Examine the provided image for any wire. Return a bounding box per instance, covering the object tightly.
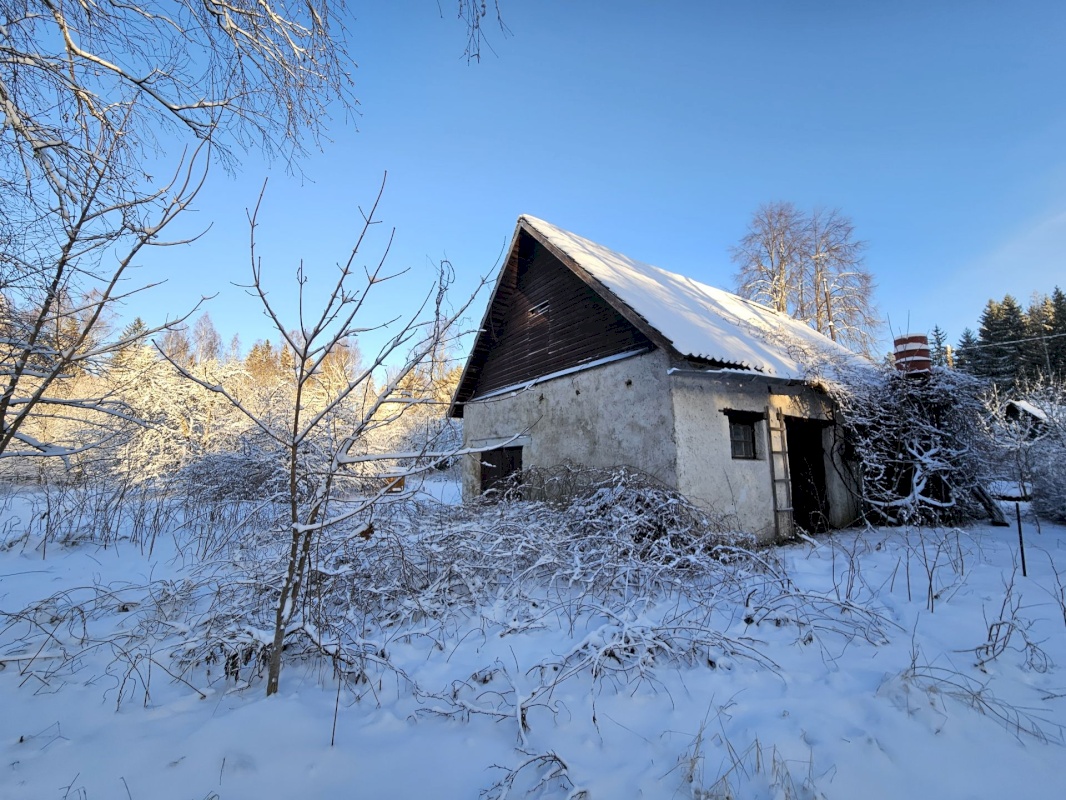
[955,331,1066,350]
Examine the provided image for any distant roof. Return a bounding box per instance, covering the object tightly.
[1007,399,1048,421]
[521,215,863,379]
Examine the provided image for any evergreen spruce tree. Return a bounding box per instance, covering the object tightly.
[930,325,949,367]
[975,295,1026,387]
[1022,294,1055,381]
[955,328,978,374]
[245,340,282,383]
[110,318,150,373]
[1050,286,1066,379]
[971,300,1002,379]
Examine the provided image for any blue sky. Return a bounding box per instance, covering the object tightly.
[133,1,1066,359]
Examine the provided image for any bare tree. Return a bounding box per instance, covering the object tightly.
[454,0,509,62]
[0,0,358,460]
[191,313,223,365]
[0,2,503,462]
[169,177,486,695]
[0,1,355,178]
[0,142,208,459]
[731,202,879,357]
[730,202,807,316]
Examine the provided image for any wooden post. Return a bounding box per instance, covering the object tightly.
[1016,502,1027,578]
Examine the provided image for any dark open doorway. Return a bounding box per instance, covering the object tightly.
[480,446,523,495]
[785,418,830,533]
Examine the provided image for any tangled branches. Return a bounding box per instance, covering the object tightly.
[2,469,895,744]
[152,469,891,709]
[824,364,986,526]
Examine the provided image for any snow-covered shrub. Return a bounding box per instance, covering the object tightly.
[499,464,746,558]
[1017,383,1066,521]
[981,378,1066,521]
[175,448,287,504]
[680,733,826,800]
[1032,452,1066,522]
[16,471,179,549]
[826,365,986,526]
[171,467,890,696]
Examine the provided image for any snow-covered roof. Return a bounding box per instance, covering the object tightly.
[521,215,864,379]
[1007,399,1049,421]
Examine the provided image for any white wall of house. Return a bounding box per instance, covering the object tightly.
[669,371,858,542]
[669,372,784,540]
[460,353,859,543]
[459,349,678,498]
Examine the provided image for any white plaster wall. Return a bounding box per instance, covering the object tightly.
[669,373,780,541]
[460,349,678,499]
[669,372,859,543]
[461,356,859,541]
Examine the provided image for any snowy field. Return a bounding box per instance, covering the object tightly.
[1,486,1065,800]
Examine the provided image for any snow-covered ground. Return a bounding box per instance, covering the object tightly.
[1,488,1065,800]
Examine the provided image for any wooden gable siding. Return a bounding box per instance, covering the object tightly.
[460,231,653,405]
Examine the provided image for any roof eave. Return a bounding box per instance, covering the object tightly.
[447,219,528,419]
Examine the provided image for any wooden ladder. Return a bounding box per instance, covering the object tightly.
[766,406,794,540]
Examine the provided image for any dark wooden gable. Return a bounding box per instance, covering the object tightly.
[451,228,654,416]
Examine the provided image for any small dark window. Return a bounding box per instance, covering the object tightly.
[724,410,762,460]
[730,420,756,459]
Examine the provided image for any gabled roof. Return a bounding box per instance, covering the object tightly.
[521,216,860,376]
[450,216,864,416]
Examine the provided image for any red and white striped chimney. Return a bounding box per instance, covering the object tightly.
[893,333,932,374]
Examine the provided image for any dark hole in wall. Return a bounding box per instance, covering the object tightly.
[785,418,830,533]
[480,446,524,496]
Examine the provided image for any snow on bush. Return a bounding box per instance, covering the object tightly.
[3,469,890,703]
[3,480,1066,798]
[982,378,1066,522]
[824,364,986,525]
[175,447,287,504]
[1021,385,1066,522]
[1033,452,1066,522]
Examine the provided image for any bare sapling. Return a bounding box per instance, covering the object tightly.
[1040,550,1066,630]
[168,176,485,695]
[967,567,1048,673]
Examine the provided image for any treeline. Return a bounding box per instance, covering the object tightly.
[4,309,462,488]
[951,287,1066,388]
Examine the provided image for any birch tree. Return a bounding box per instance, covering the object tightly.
[0,0,357,460]
[731,202,879,357]
[730,202,806,316]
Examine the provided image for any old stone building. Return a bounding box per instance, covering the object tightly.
[449,216,866,542]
